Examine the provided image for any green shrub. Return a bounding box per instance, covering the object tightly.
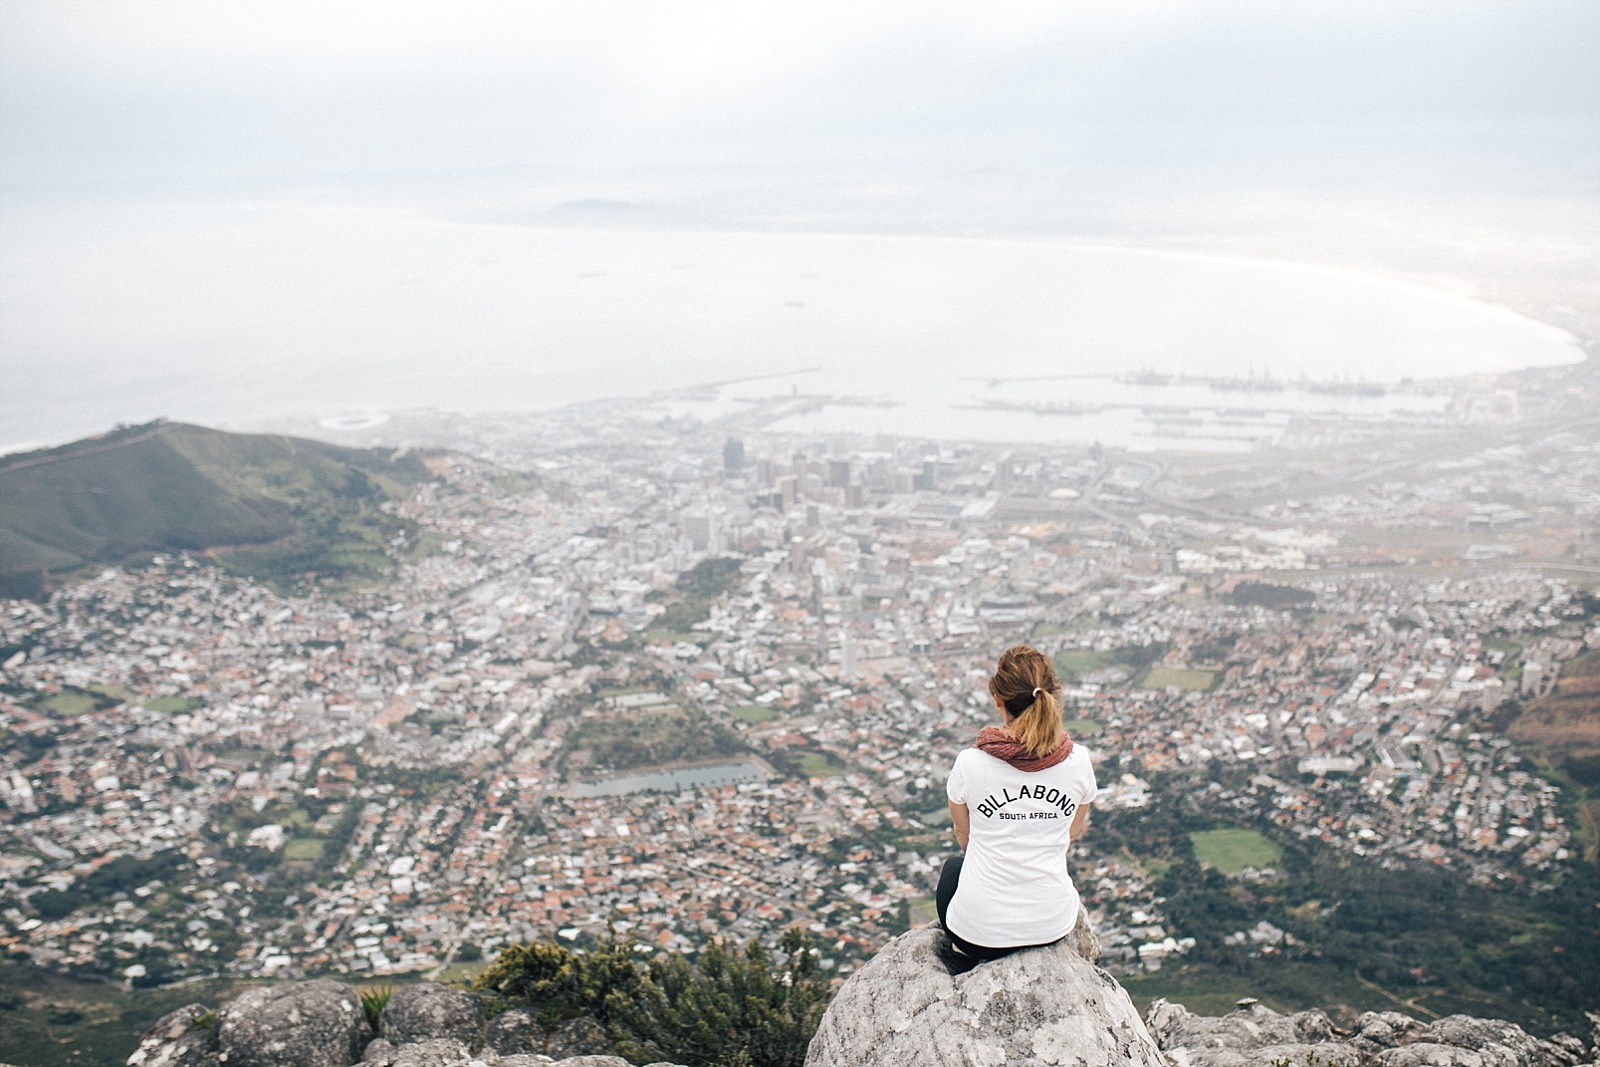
[474,939,597,1027]
[476,928,830,1067]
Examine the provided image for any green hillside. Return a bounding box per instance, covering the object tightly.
[0,421,433,596]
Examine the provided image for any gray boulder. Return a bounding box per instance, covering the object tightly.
[380,982,485,1047]
[804,922,1164,1067]
[1146,998,1359,1067]
[359,1048,675,1067]
[546,1017,612,1060]
[1348,1012,1433,1054]
[484,1009,542,1055]
[1147,1000,1588,1067]
[360,1037,398,1064]
[506,1057,687,1067]
[215,979,366,1067]
[387,1038,471,1067]
[1372,1016,1586,1067]
[125,1003,218,1067]
[481,1010,613,1060]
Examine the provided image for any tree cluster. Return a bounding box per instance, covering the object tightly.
[474,927,831,1067]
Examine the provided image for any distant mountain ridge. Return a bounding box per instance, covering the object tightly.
[0,420,433,597]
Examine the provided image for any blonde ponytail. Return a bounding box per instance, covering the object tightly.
[987,644,1065,758]
[1010,690,1063,759]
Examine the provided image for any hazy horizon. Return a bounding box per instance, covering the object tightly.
[0,215,1584,453]
[3,1,1597,449]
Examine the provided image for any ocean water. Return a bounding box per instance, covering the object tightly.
[0,201,1581,451]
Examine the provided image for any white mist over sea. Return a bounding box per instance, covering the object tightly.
[0,202,1581,452]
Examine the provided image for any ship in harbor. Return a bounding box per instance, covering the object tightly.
[964,397,1109,416]
[1209,373,1286,392]
[1119,368,1176,387]
[1305,378,1386,396]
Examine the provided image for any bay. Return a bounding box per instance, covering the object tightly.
[0,201,1580,451]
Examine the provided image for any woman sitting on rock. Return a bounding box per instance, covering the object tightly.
[937,643,1098,963]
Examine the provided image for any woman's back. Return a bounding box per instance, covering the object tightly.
[945,743,1097,948]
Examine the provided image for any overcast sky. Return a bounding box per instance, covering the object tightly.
[2,0,1596,210]
[1,1,1595,448]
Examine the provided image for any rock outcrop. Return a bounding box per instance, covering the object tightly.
[379,982,486,1047]
[485,1010,544,1056]
[126,951,1598,1067]
[215,979,368,1067]
[804,921,1596,1067]
[1146,998,1593,1067]
[126,1004,216,1067]
[805,921,1166,1067]
[125,977,688,1067]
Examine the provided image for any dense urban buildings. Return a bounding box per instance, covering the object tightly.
[1,367,1597,996]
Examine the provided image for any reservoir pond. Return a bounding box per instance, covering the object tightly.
[567,759,770,798]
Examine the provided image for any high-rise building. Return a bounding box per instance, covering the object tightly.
[723,437,745,473]
[683,515,711,551]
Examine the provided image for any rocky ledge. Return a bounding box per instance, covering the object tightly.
[805,918,1165,1066]
[129,926,1598,1067]
[125,979,686,1067]
[805,923,1598,1067]
[1148,999,1597,1067]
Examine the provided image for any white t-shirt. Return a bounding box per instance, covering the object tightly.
[944,743,1098,948]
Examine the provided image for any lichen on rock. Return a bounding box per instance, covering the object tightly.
[214,979,367,1067]
[379,982,486,1047]
[384,1037,473,1067]
[484,1009,542,1056]
[125,1003,217,1067]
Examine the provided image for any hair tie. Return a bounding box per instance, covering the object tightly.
[1032,687,1043,698]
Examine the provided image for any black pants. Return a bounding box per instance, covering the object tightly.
[935,854,1061,963]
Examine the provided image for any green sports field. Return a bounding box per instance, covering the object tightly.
[1140,666,1215,691]
[1190,828,1282,873]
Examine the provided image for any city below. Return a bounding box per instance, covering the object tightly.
[1,354,1596,1027]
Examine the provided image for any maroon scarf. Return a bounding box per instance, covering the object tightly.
[975,725,1073,772]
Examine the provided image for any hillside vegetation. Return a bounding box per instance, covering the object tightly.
[1511,650,1600,862]
[1102,769,1600,1037]
[0,421,432,596]
[475,927,829,1067]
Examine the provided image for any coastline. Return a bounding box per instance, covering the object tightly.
[2,223,1591,457]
